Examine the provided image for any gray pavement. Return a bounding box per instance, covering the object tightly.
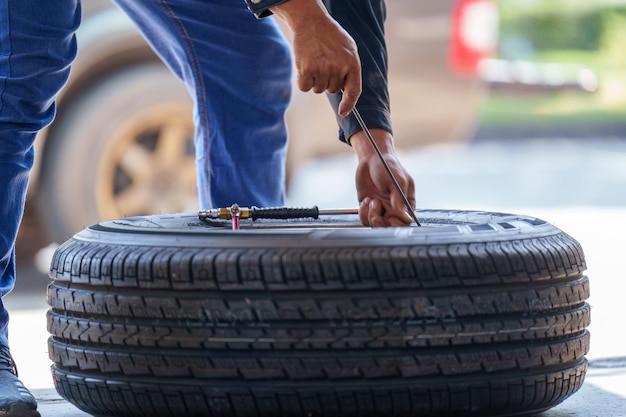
[6,136,626,416]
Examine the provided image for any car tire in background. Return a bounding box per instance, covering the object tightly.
[47,209,589,417]
[37,64,196,243]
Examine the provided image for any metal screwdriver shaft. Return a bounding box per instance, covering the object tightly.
[349,105,421,226]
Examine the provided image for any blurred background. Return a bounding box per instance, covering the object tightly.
[479,0,621,139]
[9,0,626,403]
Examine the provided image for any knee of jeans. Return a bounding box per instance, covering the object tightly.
[1,10,79,130]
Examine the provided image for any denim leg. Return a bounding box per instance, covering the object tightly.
[324,0,392,143]
[113,0,293,209]
[0,1,81,347]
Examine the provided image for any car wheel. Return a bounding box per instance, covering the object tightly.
[38,63,196,243]
[47,209,589,417]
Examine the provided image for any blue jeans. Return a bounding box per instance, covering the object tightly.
[112,0,293,210]
[0,0,81,347]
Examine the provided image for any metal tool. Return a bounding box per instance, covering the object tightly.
[349,103,421,226]
[199,97,421,227]
[199,205,358,221]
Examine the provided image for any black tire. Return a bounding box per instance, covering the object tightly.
[46,209,590,417]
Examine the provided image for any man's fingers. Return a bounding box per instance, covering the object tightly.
[390,189,414,225]
[359,197,385,227]
[338,72,361,117]
[297,71,315,93]
[312,76,329,94]
[367,198,385,227]
[298,66,357,98]
[327,75,344,95]
[358,197,371,226]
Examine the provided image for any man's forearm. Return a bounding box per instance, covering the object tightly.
[323,0,391,143]
[269,0,332,32]
[258,0,362,116]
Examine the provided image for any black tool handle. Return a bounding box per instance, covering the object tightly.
[251,206,320,220]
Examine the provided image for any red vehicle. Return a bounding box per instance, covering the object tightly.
[27,0,498,243]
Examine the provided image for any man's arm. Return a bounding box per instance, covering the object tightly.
[245,0,415,227]
[352,128,415,227]
[245,0,362,116]
[324,0,415,227]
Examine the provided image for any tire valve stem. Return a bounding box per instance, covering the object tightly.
[230,204,241,230]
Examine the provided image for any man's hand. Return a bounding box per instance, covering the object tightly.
[351,129,416,227]
[271,0,361,116]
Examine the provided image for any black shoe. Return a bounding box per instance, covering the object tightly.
[0,345,40,417]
